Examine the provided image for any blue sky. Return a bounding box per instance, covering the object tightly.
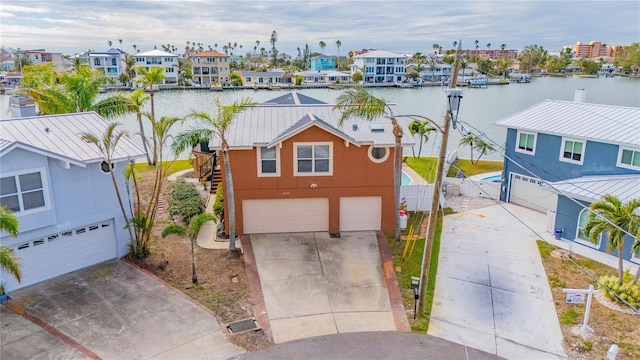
[2,0,638,56]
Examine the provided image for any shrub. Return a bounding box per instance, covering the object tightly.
[559,308,578,325]
[169,178,200,201]
[598,270,640,308]
[169,179,204,223]
[213,184,224,219]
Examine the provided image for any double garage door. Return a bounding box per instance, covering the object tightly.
[508,173,558,213]
[242,197,381,234]
[3,220,117,291]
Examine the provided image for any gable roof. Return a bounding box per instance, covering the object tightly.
[212,92,415,149]
[355,50,408,59]
[261,91,327,105]
[191,51,228,58]
[0,112,146,166]
[547,175,640,203]
[496,100,640,148]
[136,49,177,57]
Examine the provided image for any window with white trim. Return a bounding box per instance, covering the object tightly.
[515,131,536,154]
[560,138,584,164]
[618,147,640,170]
[0,170,47,214]
[257,146,280,176]
[575,208,601,248]
[294,142,332,176]
[368,146,389,163]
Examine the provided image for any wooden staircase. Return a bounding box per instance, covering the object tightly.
[210,167,222,194]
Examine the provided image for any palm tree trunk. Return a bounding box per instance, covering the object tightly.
[149,92,158,166]
[191,237,198,283]
[392,119,403,242]
[222,148,237,251]
[137,113,152,165]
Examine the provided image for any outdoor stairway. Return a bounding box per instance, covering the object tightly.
[210,167,222,194]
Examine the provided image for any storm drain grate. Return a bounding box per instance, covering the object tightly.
[226,318,259,334]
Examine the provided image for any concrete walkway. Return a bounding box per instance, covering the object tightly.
[249,232,403,344]
[429,203,567,359]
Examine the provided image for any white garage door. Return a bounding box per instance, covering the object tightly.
[340,196,382,231]
[2,220,117,291]
[243,198,329,234]
[508,173,558,213]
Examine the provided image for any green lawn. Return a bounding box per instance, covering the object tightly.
[405,157,503,182]
[132,159,192,177]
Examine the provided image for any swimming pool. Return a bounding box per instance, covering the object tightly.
[482,174,503,182]
[402,171,413,185]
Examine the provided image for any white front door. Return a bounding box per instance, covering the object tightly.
[242,198,329,234]
[339,196,382,231]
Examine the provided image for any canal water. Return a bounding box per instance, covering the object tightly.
[1,76,638,160]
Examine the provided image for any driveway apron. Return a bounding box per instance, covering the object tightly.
[251,231,398,344]
[1,260,245,360]
[429,204,567,359]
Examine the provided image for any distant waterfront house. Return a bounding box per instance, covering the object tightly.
[350,50,407,84]
[134,49,178,84]
[496,90,640,262]
[297,70,350,84]
[0,111,146,291]
[238,70,292,87]
[204,91,414,235]
[16,49,68,72]
[309,55,337,71]
[190,51,230,86]
[89,48,127,83]
[421,62,452,82]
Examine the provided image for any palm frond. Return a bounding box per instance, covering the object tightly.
[161,224,187,238]
[333,87,390,124]
[172,128,215,155]
[188,213,216,238]
[0,246,21,283]
[0,206,19,237]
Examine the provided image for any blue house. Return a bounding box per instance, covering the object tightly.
[496,91,640,262]
[309,55,336,71]
[0,112,145,291]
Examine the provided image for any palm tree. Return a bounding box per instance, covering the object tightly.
[172,98,255,251]
[135,67,166,164]
[459,134,495,164]
[81,123,136,252]
[432,43,439,54]
[162,213,216,283]
[20,65,132,119]
[319,41,326,54]
[108,40,113,48]
[0,206,21,284]
[475,40,479,50]
[335,40,342,69]
[119,39,123,49]
[408,119,436,158]
[334,88,403,242]
[129,89,152,164]
[584,195,640,285]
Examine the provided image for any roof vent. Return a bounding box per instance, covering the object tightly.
[352,124,358,131]
[574,89,587,103]
[370,124,384,132]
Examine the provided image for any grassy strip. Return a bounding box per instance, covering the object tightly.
[389,211,443,333]
[132,159,192,177]
[405,157,503,182]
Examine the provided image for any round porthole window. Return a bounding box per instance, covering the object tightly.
[369,146,389,163]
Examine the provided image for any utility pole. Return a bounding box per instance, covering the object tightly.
[417,41,463,315]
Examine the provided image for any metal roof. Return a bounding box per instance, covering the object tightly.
[0,112,146,165]
[547,175,640,203]
[354,50,408,59]
[267,113,357,148]
[136,49,177,57]
[261,91,327,105]
[212,96,415,149]
[496,100,640,147]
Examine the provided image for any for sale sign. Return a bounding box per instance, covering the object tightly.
[565,291,585,304]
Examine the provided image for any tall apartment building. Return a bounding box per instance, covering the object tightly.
[573,41,608,58]
[461,49,518,60]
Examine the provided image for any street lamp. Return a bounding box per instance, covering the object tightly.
[417,41,463,316]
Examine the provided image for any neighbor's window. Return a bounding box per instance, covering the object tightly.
[576,208,600,248]
[295,142,332,176]
[516,131,536,154]
[561,139,584,164]
[368,146,389,163]
[0,171,47,213]
[618,148,640,169]
[258,146,279,176]
[100,161,114,174]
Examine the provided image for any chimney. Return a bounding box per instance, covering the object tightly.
[10,96,36,118]
[573,89,587,103]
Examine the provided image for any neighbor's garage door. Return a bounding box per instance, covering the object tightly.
[3,220,117,291]
[340,196,382,231]
[508,173,558,213]
[242,198,329,234]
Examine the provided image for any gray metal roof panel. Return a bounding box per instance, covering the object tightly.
[0,112,146,163]
[211,104,415,149]
[267,113,357,147]
[496,100,640,147]
[548,175,640,203]
[261,91,327,105]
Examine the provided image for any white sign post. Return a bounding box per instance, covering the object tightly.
[562,285,598,330]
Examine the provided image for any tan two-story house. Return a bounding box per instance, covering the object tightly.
[209,92,414,235]
[190,51,230,86]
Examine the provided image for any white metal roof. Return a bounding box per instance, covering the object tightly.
[496,100,640,147]
[136,49,177,57]
[354,50,408,59]
[211,101,415,149]
[0,112,146,165]
[547,175,640,203]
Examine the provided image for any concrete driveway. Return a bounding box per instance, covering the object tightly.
[429,203,567,359]
[1,260,244,360]
[248,231,407,344]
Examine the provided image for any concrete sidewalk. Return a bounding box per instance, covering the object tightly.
[429,203,567,359]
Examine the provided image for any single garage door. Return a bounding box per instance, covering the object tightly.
[340,196,382,231]
[243,198,329,234]
[508,173,558,213]
[2,220,117,291]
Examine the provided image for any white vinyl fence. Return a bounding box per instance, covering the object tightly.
[400,184,445,211]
